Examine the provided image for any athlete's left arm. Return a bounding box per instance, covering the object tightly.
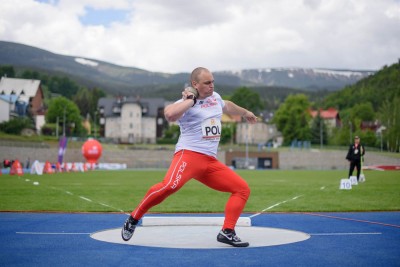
[223,100,257,124]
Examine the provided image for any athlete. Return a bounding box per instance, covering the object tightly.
[122,67,257,247]
[346,136,365,181]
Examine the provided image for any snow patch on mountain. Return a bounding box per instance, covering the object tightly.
[312,68,372,77]
[75,58,99,67]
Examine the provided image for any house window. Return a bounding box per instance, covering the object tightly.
[130,112,133,117]
[130,123,133,129]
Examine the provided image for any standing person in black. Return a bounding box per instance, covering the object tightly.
[346,136,365,181]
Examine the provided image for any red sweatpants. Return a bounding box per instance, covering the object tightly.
[131,149,250,230]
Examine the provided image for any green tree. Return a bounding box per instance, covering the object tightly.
[379,96,400,152]
[230,87,264,115]
[323,62,400,112]
[273,94,312,145]
[0,65,15,78]
[355,130,377,148]
[310,111,328,146]
[48,76,80,99]
[21,70,41,80]
[73,87,92,117]
[330,125,351,146]
[73,87,107,126]
[157,124,180,144]
[334,103,377,147]
[350,102,375,121]
[91,87,107,104]
[220,123,236,144]
[46,97,86,136]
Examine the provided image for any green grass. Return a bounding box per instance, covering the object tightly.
[0,170,399,213]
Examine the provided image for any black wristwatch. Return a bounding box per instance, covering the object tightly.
[186,95,197,106]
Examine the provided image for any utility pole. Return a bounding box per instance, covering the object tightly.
[56,116,59,138]
[63,106,66,137]
[94,112,97,138]
[320,119,323,149]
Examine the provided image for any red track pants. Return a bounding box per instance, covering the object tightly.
[131,149,250,230]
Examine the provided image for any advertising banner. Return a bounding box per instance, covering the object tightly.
[58,136,68,164]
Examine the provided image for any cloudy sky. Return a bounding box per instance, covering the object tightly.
[1,0,399,73]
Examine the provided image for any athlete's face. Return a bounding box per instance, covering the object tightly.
[192,70,214,99]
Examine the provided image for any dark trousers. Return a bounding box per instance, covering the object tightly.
[348,160,361,180]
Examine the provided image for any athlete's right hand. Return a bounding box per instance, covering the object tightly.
[182,87,198,100]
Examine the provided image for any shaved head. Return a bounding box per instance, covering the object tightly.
[191,67,210,83]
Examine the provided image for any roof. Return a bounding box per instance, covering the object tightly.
[138,97,166,117]
[221,113,242,123]
[0,77,41,103]
[309,108,339,119]
[0,94,19,103]
[98,97,166,117]
[361,121,380,131]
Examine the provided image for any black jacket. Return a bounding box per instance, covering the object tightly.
[346,143,365,161]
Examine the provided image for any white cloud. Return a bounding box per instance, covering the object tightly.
[0,0,399,73]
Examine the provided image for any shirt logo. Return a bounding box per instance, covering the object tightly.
[201,97,218,108]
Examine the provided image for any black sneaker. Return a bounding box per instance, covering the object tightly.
[121,216,138,241]
[217,229,249,247]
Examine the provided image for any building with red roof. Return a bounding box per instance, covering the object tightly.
[309,107,341,129]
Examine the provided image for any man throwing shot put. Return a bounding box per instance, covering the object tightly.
[122,67,257,247]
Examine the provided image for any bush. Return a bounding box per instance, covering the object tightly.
[0,117,33,134]
[354,130,377,147]
[41,123,58,136]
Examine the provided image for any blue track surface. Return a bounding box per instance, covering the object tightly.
[0,212,399,267]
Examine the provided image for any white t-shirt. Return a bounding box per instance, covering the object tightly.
[175,92,225,157]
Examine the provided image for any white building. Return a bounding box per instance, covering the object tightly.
[236,122,282,146]
[98,97,166,144]
[0,77,46,133]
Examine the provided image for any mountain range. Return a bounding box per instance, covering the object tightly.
[0,40,375,96]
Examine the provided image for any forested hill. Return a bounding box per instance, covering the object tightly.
[323,62,400,112]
